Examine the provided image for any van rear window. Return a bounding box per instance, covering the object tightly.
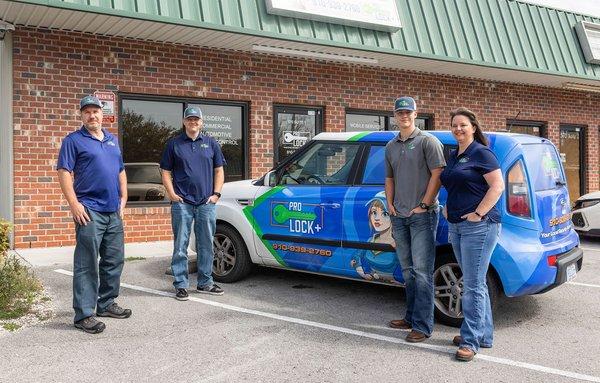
[522,144,566,191]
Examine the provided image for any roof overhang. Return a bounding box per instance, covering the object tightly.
[1,0,600,92]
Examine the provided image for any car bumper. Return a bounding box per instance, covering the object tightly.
[536,247,583,294]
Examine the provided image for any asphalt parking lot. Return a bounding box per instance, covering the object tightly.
[1,238,600,382]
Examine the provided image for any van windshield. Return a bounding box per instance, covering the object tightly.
[522,144,566,191]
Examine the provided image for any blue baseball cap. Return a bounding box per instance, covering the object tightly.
[394,96,416,112]
[80,95,103,110]
[183,107,203,119]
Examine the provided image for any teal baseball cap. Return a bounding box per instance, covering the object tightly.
[394,96,416,112]
[183,107,203,119]
[79,95,103,110]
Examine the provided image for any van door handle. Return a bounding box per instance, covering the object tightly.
[319,203,340,209]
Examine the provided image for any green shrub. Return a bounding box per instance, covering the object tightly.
[0,221,42,319]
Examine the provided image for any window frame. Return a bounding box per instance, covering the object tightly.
[345,108,434,132]
[506,119,547,137]
[118,93,249,206]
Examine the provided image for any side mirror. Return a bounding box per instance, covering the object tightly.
[265,170,277,187]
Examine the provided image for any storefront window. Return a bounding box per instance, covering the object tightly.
[345,110,431,132]
[506,120,546,136]
[120,97,248,204]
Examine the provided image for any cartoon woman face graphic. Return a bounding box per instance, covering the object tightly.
[369,199,391,233]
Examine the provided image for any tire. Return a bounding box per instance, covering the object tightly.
[212,223,253,283]
[433,252,500,328]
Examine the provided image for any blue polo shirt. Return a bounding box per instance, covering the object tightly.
[57,127,124,213]
[440,141,501,224]
[160,132,225,205]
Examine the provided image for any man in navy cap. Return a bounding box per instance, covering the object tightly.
[160,106,225,301]
[57,95,131,334]
[385,96,445,342]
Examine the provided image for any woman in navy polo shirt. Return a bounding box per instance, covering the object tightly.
[440,107,505,362]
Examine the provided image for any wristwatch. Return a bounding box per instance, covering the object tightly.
[419,202,430,210]
[474,211,484,218]
[213,192,222,198]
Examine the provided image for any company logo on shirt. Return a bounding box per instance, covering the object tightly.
[107,141,116,146]
[407,143,415,150]
[200,143,209,148]
[458,156,469,163]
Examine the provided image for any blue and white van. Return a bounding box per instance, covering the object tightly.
[206,131,583,326]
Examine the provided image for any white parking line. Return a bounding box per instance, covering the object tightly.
[581,246,600,252]
[54,269,600,383]
[569,281,600,289]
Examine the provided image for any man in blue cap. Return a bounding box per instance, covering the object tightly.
[385,96,445,342]
[160,106,225,301]
[57,95,131,334]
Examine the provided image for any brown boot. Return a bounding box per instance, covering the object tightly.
[406,330,429,343]
[388,319,411,330]
[455,347,475,362]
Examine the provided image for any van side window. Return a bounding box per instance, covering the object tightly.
[362,145,386,185]
[443,144,457,162]
[279,143,360,185]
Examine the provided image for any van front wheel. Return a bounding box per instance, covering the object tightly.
[433,252,499,328]
[212,224,252,283]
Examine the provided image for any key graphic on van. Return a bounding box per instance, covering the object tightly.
[272,204,316,224]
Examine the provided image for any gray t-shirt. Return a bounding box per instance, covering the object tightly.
[385,128,446,218]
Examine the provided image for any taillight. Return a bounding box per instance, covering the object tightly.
[547,255,557,266]
[507,160,531,218]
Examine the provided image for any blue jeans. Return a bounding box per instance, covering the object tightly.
[73,208,124,322]
[448,219,501,353]
[391,209,439,336]
[171,201,216,289]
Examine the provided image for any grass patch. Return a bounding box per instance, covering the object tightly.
[2,323,21,332]
[0,221,43,321]
[125,256,146,262]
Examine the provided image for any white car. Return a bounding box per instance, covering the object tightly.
[572,191,600,238]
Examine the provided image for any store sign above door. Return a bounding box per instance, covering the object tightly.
[265,0,401,32]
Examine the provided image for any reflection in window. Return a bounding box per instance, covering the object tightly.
[122,100,182,163]
[280,143,359,185]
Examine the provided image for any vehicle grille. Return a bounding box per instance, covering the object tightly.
[572,212,586,228]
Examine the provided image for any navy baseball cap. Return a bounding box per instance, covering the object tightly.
[183,107,203,119]
[394,96,416,112]
[79,95,103,110]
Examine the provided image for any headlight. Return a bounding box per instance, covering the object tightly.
[580,199,600,208]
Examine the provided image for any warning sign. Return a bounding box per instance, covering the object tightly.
[94,91,116,123]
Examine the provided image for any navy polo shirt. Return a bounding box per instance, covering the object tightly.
[57,127,124,213]
[160,132,225,205]
[440,141,501,224]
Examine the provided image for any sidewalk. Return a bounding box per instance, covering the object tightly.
[9,241,175,267]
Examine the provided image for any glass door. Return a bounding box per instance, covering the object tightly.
[274,105,323,165]
[559,125,585,203]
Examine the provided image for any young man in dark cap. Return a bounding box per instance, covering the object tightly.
[385,96,445,342]
[57,95,131,334]
[161,106,225,301]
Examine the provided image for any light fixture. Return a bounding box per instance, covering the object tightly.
[562,82,600,93]
[0,20,15,40]
[251,45,379,65]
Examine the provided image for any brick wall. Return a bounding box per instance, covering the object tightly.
[11,27,600,248]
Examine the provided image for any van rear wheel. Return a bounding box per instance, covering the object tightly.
[433,252,499,328]
[212,224,252,283]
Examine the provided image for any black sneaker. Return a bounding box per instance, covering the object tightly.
[197,284,224,296]
[74,316,105,334]
[175,288,189,301]
[96,302,132,319]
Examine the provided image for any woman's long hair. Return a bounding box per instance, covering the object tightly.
[450,107,489,147]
